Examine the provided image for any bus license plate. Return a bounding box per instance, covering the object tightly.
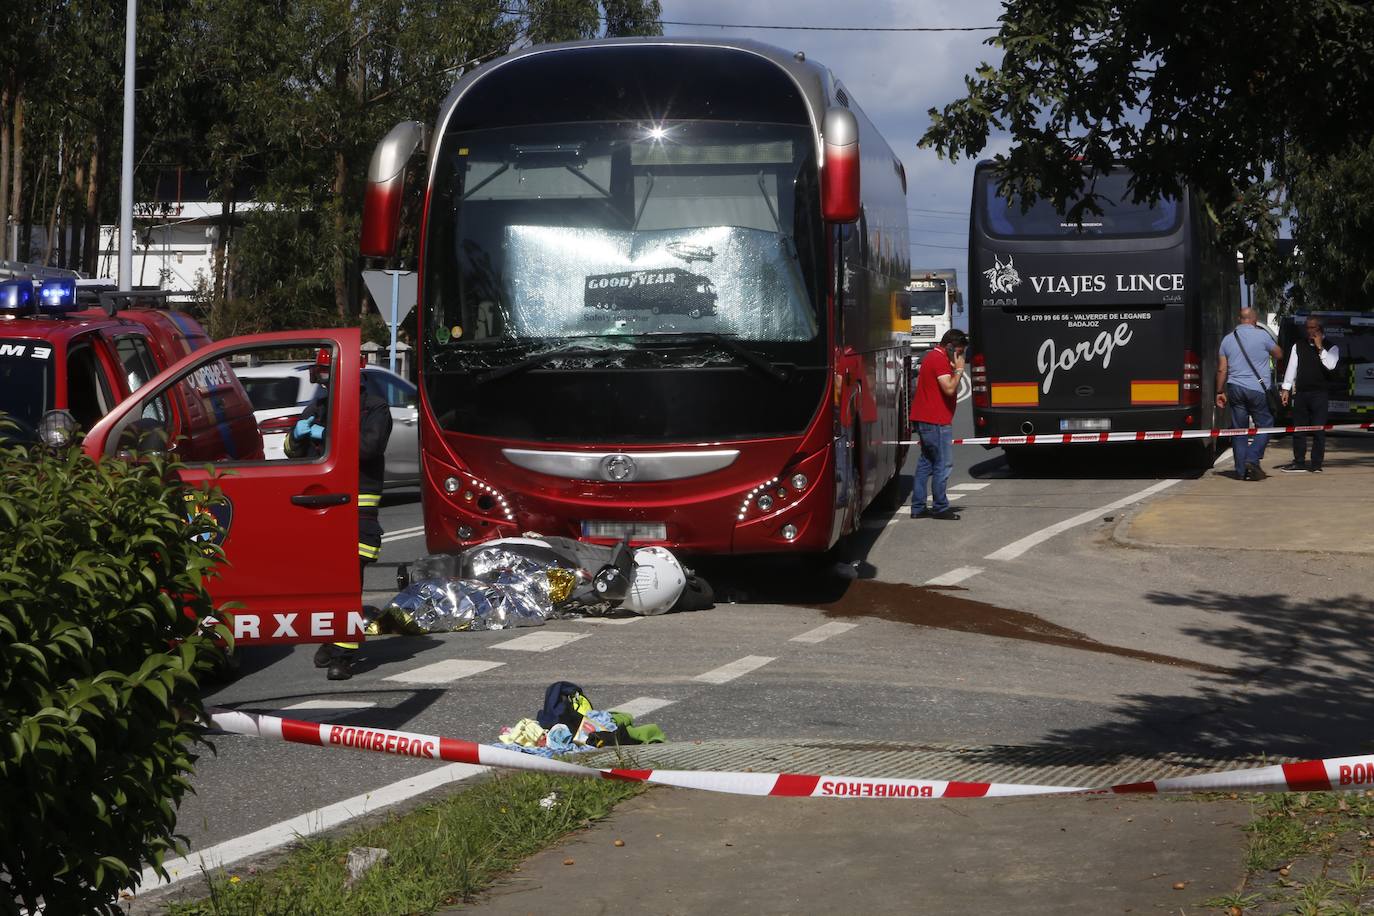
[580,521,668,541]
[1060,418,1111,431]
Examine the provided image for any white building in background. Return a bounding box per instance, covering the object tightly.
[92,201,271,299]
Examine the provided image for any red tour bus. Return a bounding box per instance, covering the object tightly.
[362,38,911,555]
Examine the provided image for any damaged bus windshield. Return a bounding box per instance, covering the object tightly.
[426,120,822,364]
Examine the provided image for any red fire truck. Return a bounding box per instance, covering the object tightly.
[361,38,911,556]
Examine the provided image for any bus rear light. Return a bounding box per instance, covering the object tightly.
[1184,414,1195,426]
[976,415,987,427]
[971,353,990,408]
[1182,349,1202,405]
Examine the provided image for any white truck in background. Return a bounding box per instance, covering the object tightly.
[908,268,960,353]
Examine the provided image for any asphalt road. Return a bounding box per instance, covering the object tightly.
[141,408,1374,898]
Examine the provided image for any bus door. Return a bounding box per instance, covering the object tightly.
[83,329,362,646]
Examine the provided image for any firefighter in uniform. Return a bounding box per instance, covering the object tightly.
[287,348,392,680]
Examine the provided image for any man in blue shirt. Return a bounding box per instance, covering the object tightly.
[1216,307,1284,480]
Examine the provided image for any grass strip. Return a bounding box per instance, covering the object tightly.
[165,769,643,915]
[1203,790,1374,914]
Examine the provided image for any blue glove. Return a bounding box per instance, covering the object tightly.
[308,424,326,441]
[293,417,314,438]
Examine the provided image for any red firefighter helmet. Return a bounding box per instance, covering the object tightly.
[309,347,367,384]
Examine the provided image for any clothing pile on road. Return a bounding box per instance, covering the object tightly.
[494,681,667,758]
[368,536,712,635]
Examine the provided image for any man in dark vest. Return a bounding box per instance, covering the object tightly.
[1278,316,1340,473]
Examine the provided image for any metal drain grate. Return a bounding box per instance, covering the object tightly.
[579,739,1294,787]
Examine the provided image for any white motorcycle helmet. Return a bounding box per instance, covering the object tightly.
[621,546,686,615]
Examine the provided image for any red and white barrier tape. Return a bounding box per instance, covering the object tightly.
[208,707,1374,798]
[886,421,1374,448]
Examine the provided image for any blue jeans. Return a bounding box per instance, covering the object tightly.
[1227,383,1273,475]
[913,422,954,513]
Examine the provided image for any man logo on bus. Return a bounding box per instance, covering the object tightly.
[984,255,1022,294]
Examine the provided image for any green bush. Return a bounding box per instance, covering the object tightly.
[0,444,230,914]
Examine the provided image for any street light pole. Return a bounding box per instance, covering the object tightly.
[118,0,136,290]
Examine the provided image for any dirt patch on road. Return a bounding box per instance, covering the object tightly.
[804,579,1232,675]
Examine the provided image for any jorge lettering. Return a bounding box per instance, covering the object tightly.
[1036,321,1134,394]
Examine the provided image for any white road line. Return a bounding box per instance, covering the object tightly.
[924,566,984,587]
[283,700,377,711]
[491,631,590,653]
[567,615,643,625]
[610,696,675,717]
[950,482,990,491]
[695,655,775,684]
[383,659,504,684]
[381,525,426,543]
[1213,450,1231,468]
[948,493,965,502]
[137,761,489,891]
[984,479,1182,562]
[790,622,858,644]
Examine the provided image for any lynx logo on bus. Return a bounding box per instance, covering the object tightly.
[983,255,1022,295]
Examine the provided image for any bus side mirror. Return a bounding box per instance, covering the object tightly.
[822,107,860,224]
[361,120,427,259]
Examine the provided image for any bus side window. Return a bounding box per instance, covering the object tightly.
[66,341,117,433]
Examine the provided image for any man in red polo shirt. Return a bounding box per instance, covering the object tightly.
[910,329,968,520]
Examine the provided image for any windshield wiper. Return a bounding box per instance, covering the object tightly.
[643,332,790,382]
[472,339,635,385]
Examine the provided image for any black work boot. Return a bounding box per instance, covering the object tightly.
[313,643,338,669]
[327,651,356,681]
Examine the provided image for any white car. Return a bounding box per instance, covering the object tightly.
[233,362,420,488]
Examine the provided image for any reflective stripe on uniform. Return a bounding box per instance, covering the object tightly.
[358,493,382,508]
[358,542,381,560]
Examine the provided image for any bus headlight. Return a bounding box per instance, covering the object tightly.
[444,476,460,494]
[790,473,808,491]
[781,524,798,541]
[757,494,774,512]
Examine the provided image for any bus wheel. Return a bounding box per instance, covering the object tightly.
[1186,437,1220,470]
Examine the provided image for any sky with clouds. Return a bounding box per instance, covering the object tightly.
[658,0,1011,294]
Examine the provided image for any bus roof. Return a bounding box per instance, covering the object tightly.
[437,37,847,157]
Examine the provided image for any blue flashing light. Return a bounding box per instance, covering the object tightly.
[38,278,78,313]
[0,279,37,317]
